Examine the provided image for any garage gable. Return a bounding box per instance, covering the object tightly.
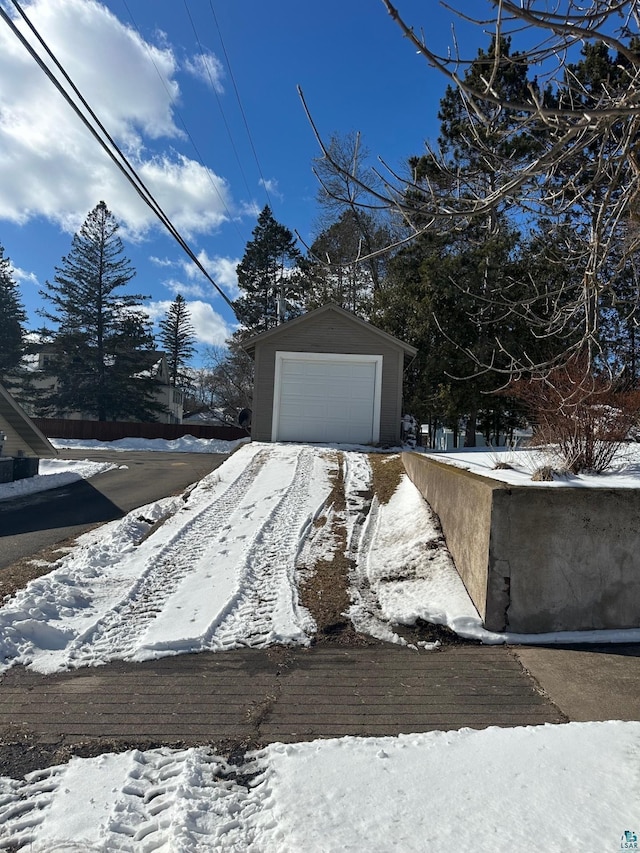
[272,352,382,444]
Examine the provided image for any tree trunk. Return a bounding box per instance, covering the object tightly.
[464,407,477,447]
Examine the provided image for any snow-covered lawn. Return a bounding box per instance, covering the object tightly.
[421,442,640,487]
[2,438,640,850]
[1,722,638,852]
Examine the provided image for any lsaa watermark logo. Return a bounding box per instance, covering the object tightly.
[621,830,639,850]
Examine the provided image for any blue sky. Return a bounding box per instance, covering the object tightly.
[0,0,480,362]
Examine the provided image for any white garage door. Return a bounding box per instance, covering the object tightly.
[273,352,382,444]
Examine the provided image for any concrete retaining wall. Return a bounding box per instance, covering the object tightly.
[402,452,640,634]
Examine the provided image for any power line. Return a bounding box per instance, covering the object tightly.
[182,0,255,205]
[1,0,238,315]
[120,0,245,245]
[207,0,274,210]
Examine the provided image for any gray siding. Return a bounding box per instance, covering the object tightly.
[0,412,30,457]
[251,312,407,444]
[0,385,56,458]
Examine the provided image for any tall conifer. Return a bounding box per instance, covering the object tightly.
[159,294,196,387]
[38,201,162,421]
[0,244,26,383]
[233,206,302,333]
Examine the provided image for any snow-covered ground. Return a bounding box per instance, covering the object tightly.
[51,434,249,455]
[0,442,457,672]
[421,442,640,487]
[2,438,640,850]
[0,457,118,502]
[1,721,638,852]
[2,440,640,676]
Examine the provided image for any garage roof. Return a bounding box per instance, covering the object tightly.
[242,303,418,359]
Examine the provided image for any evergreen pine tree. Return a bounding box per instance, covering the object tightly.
[38,201,163,421]
[233,206,302,333]
[159,294,196,387]
[406,38,546,443]
[0,244,27,384]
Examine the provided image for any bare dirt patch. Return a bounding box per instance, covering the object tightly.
[298,453,377,647]
[393,618,481,647]
[368,453,404,504]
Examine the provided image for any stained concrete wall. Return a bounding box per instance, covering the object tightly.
[402,451,640,634]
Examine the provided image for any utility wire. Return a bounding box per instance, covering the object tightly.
[120,0,245,244]
[182,0,255,204]
[1,0,237,314]
[207,0,273,210]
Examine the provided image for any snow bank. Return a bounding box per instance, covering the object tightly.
[0,458,116,503]
[50,435,249,453]
[1,722,637,851]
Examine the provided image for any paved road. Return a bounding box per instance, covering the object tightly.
[0,450,228,569]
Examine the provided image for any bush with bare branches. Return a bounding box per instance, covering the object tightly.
[508,357,640,472]
[301,1,640,382]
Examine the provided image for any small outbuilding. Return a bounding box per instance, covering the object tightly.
[0,381,57,482]
[243,304,417,445]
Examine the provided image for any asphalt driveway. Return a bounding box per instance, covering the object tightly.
[0,449,228,569]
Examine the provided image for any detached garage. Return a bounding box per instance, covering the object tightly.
[243,304,417,445]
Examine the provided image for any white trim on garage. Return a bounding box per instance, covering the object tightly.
[272,351,383,444]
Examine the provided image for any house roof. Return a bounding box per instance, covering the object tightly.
[242,303,418,358]
[0,382,57,458]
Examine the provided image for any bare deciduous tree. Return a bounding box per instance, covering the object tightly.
[301,1,640,380]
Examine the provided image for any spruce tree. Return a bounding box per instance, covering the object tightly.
[0,244,27,383]
[38,201,162,421]
[159,294,196,387]
[233,206,302,333]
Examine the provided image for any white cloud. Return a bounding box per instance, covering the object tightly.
[192,251,241,300]
[11,265,39,287]
[184,51,224,93]
[0,0,234,237]
[151,250,241,300]
[259,178,282,200]
[149,255,176,268]
[239,199,262,219]
[162,278,207,299]
[147,298,232,346]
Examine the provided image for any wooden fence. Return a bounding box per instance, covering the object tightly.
[32,418,247,442]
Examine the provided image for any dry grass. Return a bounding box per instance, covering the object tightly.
[297,453,362,644]
[368,453,404,504]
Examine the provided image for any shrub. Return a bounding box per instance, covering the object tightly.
[507,357,640,473]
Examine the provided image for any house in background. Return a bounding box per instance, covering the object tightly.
[0,381,57,481]
[142,353,184,424]
[243,304,417,445]
[21,347,183,424]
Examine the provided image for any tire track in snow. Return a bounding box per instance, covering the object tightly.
[342,452,407,643]
[205,446,317,650]
[0,748,262,851]
[66,449,271,665]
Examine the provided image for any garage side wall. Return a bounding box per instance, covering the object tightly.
[252,312,405,444]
